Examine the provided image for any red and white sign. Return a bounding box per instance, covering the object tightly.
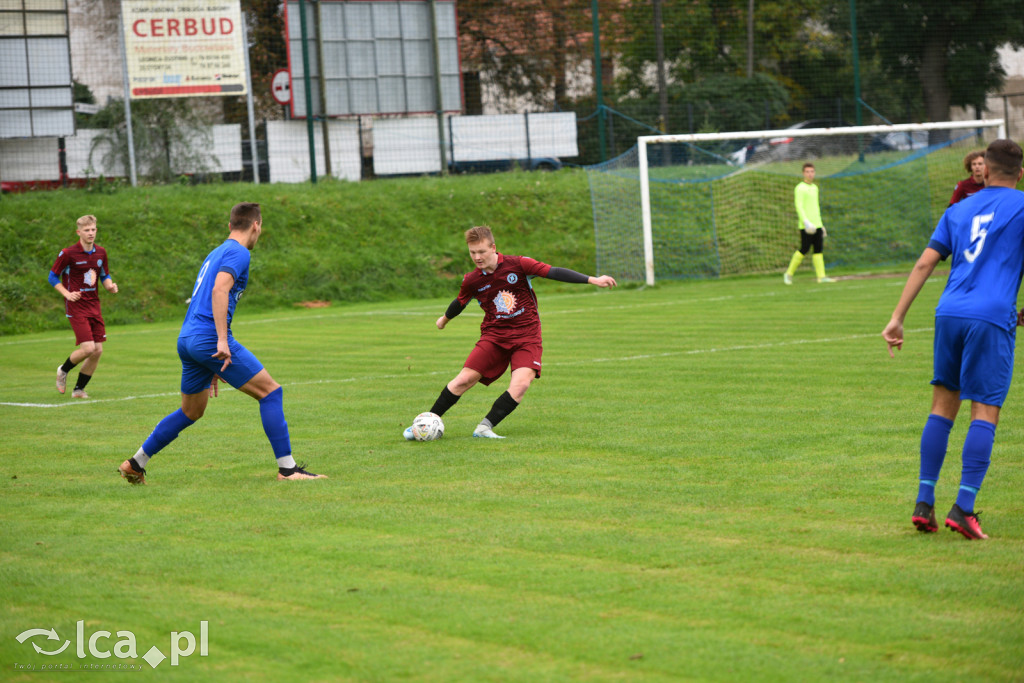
[121,0,247,99]
[271,69,291,106]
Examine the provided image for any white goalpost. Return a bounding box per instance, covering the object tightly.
[625,119,1007,285]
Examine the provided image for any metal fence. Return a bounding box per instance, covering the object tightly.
[2,0,1023,190]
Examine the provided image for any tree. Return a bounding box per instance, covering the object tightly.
[458,0,607,111]
[828,1,1024,135]
[84,98,215,183]
[222,0,289,124]
[611,0,834,96]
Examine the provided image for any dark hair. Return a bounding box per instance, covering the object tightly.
[984,139,1023,180]
[962,150,985,173]
[465,225,494,245]
[229,202,261,231]
[802,162,814,171]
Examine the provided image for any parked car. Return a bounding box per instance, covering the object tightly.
[746,119,854,162]
[870,130,930,151]
[448,156,562,174]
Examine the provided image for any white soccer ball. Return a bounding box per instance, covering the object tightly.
[410,412,444,441]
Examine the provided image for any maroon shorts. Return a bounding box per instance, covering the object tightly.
[464,337,543,386]
[68,315,106,345]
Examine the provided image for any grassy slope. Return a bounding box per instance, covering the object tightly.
[0,170,595,335]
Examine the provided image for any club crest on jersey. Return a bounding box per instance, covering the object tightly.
[493,290,517,314]
[83,269,97,286]
[97,259,103,267]
[506,273,518,284]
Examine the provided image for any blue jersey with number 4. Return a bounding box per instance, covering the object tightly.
[928,186,1024,331]
[179,239,251,339]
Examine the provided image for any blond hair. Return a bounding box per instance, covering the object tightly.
[76,215,97,229]
[464,225,494,245]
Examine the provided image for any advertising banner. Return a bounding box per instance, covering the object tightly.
[121,0,247,99]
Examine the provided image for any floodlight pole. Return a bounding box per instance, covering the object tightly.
[428,0,448,175]
[315,0,332,177]
[298,0,318,183]
[849,0,864,161]
[591,0,606,162]
[117,13,138,187]
[241,15,260,185]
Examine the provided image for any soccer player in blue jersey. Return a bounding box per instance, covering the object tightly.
[119,203,325,484]
[882,139,1024,540]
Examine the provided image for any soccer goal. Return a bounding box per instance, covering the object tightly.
[586,119,1006,285]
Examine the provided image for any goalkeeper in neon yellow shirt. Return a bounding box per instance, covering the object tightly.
[784,162,835,284]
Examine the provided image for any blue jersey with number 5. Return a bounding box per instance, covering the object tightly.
[179,239,251,339]
[928,186,1024,331]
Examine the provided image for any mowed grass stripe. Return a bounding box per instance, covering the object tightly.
[2,275,1022,681]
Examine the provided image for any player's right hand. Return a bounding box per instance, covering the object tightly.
[209,376,220,398]
[436,316,448,330]
[882,320,903,358]
[212,340,232,372]
[65,291,82,302]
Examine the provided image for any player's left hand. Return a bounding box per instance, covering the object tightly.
[209,376,220,398]
[592,275,617,288]
[821,226,828,237]
[1018,307,1024,326]
[108,282,119,294]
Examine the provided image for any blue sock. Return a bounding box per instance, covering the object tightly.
[917,414,953,505]
[955,419,995,512]
[141,408,196,457]
[259,387,292,461]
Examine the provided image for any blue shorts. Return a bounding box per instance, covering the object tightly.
[177,334,264,395]
[932,316,1016,406]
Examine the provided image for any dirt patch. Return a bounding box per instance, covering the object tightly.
[294,300,331,308]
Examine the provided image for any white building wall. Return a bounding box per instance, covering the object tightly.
[950,44,1024,140]
[68,0,123,105]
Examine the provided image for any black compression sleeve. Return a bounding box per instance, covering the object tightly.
[546,267,591,284]
[445,298,467,319]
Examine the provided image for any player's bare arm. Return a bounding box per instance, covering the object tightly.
[210,271,235,371]
[53,282,82,302]
[883,248,942,357]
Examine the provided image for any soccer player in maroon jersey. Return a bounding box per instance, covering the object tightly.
[948,150,986,205]
[49,215,118,398]
[404,225,617,439]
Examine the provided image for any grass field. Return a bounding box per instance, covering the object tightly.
[2,273,1023,681]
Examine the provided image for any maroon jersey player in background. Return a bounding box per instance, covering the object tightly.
[948,150,986,205]
[49,215,118,398]
[404,225,617,440]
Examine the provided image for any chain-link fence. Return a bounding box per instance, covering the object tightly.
[2,0,1023,190]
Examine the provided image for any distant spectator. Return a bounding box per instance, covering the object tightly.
[948,150,986,205]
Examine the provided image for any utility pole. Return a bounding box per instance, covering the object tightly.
[747,0,754,78]
[592,0,606,162]
[653,0,668,132]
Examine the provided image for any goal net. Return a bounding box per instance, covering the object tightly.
[585,120,1006,284]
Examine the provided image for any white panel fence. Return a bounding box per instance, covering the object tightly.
[0,113,577,184]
